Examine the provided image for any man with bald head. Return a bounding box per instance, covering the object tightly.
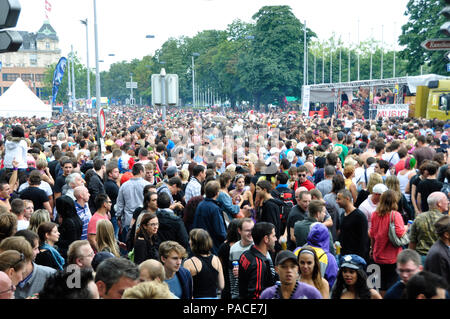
[0,271,15,299]
[139,259,166,282]
[286,190,311,250]
[74,186,92,240]
[409,191,449,265]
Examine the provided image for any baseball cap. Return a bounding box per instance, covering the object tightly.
[286,150,295,162]
[340,254,366,271]
[275,250,298,266]
[444,123,450,129]
[441,135,448,142]
[165,166,178,178]
[262,160,278,175]
[372,183,388,194]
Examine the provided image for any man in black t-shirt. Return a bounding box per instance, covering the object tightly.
[19,170,52,217]
[54,159,74,200]
[337,189,369,262]
[286,189,310,251]
[416,161,443,213]
[256,180,282,252]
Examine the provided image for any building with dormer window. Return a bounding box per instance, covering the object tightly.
[0,21,61,100]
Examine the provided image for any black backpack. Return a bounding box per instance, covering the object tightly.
[271,188,295,234]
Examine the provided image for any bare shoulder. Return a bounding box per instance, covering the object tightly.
[370,289,382,299]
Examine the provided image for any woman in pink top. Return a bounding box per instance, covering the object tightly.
[369,190,407,297]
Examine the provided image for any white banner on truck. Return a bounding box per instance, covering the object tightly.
[375,104,409,118]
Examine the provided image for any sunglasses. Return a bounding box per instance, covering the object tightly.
[299,174,307,177]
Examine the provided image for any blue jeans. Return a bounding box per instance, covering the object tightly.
[110,216,119,240]
[119,225,129,257]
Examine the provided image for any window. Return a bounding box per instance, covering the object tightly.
[30,54,37,65]
[2,73,19,82]
[46,42,50,50]
[34,74,45,82]
[21,74,34,82]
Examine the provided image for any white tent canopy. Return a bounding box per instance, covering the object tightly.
[0,78,51,118]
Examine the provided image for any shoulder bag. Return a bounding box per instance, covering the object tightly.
[388,211,409,247]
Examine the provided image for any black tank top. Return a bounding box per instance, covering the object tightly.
[191,254,219,298]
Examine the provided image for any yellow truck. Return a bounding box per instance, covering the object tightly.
[414,79,450,120]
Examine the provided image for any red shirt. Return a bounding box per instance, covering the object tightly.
[369,211,405,264]
[300,179,315,191]
[395,159,405,174]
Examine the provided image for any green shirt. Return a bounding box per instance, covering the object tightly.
[334,143,348,166]
[409,209,443,256]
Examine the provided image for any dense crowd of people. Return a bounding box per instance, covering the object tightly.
[0,104,449,300]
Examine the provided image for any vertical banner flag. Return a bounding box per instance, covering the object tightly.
[45,0,52,20]
[52,57,67,105]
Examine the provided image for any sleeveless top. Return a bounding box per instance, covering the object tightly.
[345,178,352,190]
[397,171,411,201]
[191,255,219,298]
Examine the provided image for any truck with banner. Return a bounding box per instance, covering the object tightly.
[301,74,450,120]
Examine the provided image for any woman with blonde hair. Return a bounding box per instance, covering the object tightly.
[96,219,120,257]
[343,165,357,204]
[28,209,51,234]
[122,280,175,299]
[355,173,383,207]
[385,175,414,224]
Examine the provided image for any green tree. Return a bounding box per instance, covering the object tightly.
[238,5,316,109]
[399,0,447,75]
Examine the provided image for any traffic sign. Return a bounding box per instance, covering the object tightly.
[98,108,106,137]
[126,81,137,89]
[421,38,450,51]
[447,63,450,72]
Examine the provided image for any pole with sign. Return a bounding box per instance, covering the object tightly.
[97,107,106,154]
[151,68,179,123]
[421,38,450,51]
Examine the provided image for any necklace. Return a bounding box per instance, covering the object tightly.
[275,281,299,299]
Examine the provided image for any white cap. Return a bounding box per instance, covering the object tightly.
[286,150,295,162]
[372,183,388,194]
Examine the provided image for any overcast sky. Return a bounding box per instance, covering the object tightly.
[14,0,410,70]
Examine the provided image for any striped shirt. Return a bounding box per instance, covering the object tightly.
[75,201,92,240]
[184,177,202,204]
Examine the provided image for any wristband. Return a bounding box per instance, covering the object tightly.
[13,168,18,171]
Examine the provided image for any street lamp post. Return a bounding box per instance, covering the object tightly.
[80,19,90,112]
[192,52,199,108]
[71,45,76,107]
[129,73,134,105]
[93,0,102,152]
[93,0,101,112]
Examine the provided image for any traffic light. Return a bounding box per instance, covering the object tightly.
[440,0,450,36]
[0,0,22,53]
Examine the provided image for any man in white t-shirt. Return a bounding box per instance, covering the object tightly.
[10,198,29,231]
[358,183,388,229]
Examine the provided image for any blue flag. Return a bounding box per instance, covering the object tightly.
[52,57,67,105]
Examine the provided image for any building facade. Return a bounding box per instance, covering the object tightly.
[0,21,61,99]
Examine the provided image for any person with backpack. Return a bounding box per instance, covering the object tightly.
[255,180,282,252]
[271,172,295,242]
